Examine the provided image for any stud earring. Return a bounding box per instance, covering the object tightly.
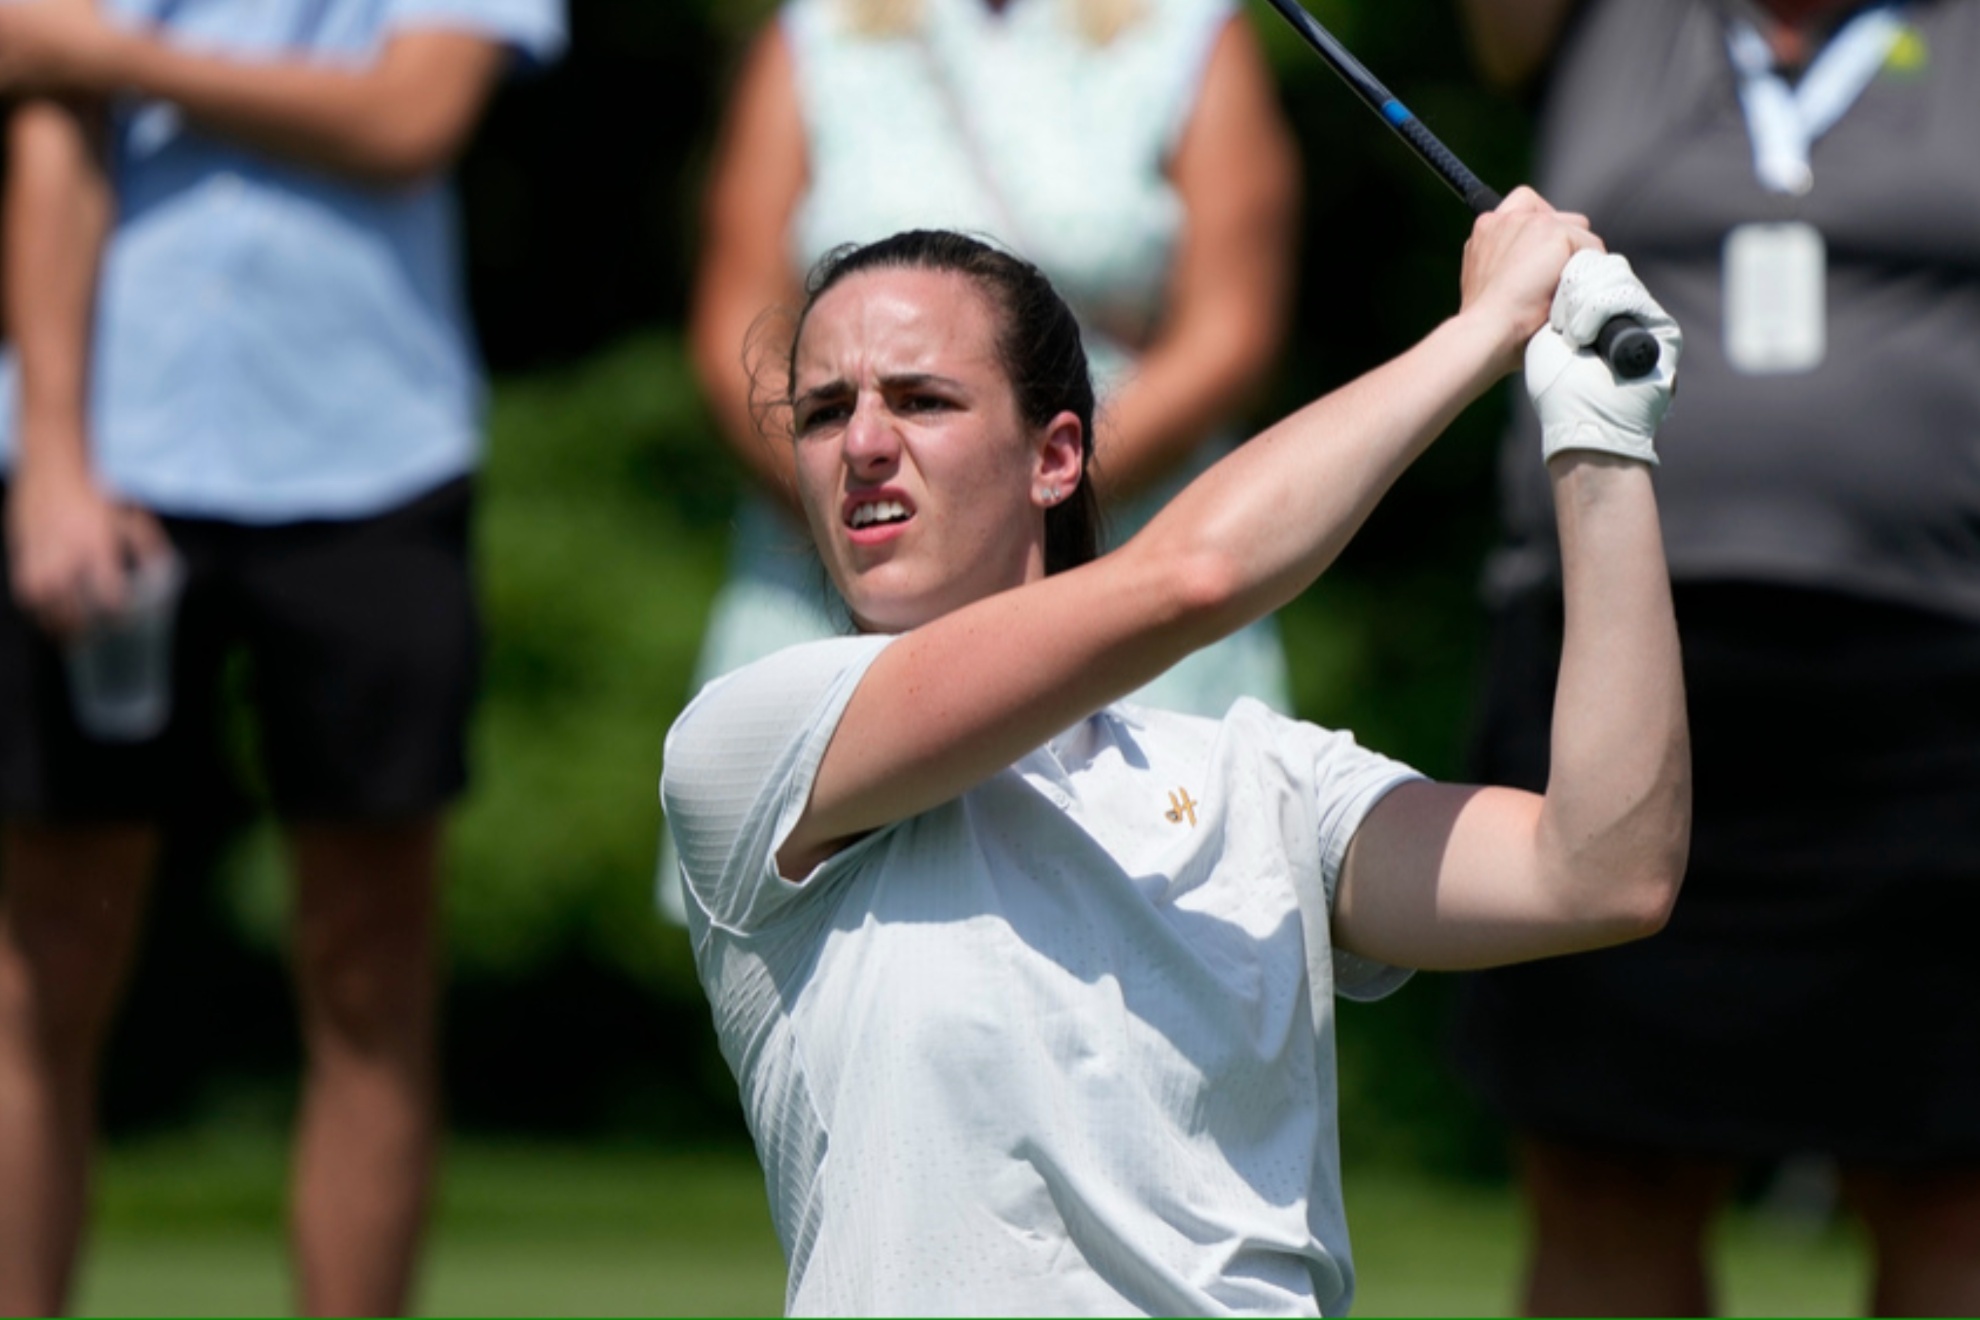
[1041,486,1062,505]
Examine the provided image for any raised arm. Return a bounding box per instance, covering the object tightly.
[0,0,510,184]
[687,23,809,513]
[780,192,1600,876]
[1091,15,1299,503]
[1330,259,1688,969]
[1456,0,1581,90]
[1330,455,1686,968]
[3,93,164,637]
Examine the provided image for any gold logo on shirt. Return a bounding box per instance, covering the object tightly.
[1164,789,1199,828]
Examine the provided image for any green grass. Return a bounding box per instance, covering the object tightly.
[79,1136,788,1317]
[1343,1168,1869,1317]
[76,1135,1869,1317]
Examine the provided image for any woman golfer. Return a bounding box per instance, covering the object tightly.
[663,193,1687,1316]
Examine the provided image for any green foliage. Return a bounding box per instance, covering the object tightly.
[451,334,732,991]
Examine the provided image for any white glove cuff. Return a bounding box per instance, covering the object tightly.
[1540,421,1660,467]
[1525,251,1681,469]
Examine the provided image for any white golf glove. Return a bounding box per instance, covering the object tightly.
[1525,250,1682,467]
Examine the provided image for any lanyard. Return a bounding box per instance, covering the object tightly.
[1726,3,1908,195]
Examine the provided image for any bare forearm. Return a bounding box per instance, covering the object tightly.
[688,23,809,516]
[5,97,110,476]
[1131,311,1508,641]
[689,280,803,514]
[792,193,1588,869]
[89,27,501,184]
[1092,307,1282,503]
[1536,453,1689,935]
[2,94,163,633]
[1105,14,1298,502]
[794,312,1511,869]
[1328,459,1683,972]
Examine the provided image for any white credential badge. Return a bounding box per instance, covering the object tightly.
[1720,4,1908,376]
[1724,221,1827,375]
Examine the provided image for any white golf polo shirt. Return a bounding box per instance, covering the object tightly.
[662,634,1421,1316]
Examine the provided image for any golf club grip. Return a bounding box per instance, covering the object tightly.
[1398,116,1500,215]
[1468,185,1659,380]
[1594,317,1661,379]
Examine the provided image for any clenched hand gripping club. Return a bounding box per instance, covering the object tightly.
[1257,0,1660,379]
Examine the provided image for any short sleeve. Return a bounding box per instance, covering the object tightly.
[387,0,568,66]
[660,634,894,935]
[1299,719,1424,1003]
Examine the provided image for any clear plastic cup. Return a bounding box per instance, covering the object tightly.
[63,549,186,743]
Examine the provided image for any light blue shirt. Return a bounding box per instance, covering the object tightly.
[0,0,566,521]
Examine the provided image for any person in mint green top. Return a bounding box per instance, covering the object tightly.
[0,0,561,1312]
[687,0,1300,711]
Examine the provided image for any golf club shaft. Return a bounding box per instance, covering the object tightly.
[1257,0,1658,379]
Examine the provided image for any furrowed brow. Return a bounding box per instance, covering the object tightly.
[879,372,966,394]
[792,379,854,413]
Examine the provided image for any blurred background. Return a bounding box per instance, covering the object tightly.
[58,0,1868,1313]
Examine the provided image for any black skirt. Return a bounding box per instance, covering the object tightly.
[1455,582,1980,1165]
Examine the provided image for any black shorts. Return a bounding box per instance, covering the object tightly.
[0,477,480,822]
[1456,583,1980,1166]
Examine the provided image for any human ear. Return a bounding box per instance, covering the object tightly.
[1031,411,1085,507]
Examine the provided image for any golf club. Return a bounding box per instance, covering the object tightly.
[1257,0,1660,379]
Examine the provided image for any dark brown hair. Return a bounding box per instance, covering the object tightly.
[787,230,1102,574]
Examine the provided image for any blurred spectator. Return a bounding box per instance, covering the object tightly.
[0,0,562,1312]
[1453,0,1980,1313]
[665,0,1302,917]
